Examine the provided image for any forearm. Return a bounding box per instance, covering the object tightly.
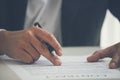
[0,29,6,55]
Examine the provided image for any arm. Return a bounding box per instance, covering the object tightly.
[0,27,62,66]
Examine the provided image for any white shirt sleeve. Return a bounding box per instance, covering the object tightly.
[24,0,62,44]
[0,29,6,31]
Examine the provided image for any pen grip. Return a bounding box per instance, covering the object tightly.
[34,22,54,53]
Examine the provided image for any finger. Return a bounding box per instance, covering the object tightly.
[32,27,62,56]
[27,31,62,66]
[87,51,101,62]
[109,53,120,69]
[38,43,62,66]
[87,46,114,62]
[21,30,42,62]
[15,49,34,63]
[23,42,41,62]
[87,50,108,62]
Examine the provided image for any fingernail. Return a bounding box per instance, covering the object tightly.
[110,62,117,69]
[54,59,62,66]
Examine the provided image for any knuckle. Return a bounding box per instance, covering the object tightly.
[46,33,55,40]
[21,30,34,42]
[24,30,33,38]
[31,26,39,32]
[94,50,101,54]
[31,52,41,62]
[34,55,40,61]
[32,26,38,30]
[24,57,33,64]
[49,34,54,39]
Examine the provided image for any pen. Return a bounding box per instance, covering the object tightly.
[34,22,54,53]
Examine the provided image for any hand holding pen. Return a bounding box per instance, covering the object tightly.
[0,23,62,66]
[34,22,54,53]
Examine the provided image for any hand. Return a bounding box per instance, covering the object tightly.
[0,27,62,66]
[87,42,120,69]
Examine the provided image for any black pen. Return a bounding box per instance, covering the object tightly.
[34,22,54,53]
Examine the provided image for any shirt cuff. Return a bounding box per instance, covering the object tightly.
[0,29,6,31]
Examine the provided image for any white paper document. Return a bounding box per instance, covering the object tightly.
[2,55,120,80]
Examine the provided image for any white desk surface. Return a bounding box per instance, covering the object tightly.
[1,46,119,80]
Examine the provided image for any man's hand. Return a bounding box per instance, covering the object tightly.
[0,27,62,66]
[87,42,120,69]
